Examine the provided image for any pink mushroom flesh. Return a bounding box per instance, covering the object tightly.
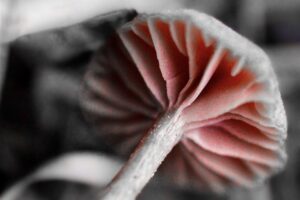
[82,15,286,191]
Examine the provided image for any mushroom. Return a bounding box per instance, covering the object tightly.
[81,10,287,200]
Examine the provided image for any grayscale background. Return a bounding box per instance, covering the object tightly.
[0,0,299,199]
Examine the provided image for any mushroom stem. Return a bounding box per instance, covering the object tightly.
[102,110,184,200]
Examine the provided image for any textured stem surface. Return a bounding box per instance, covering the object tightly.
[102,110,184,200]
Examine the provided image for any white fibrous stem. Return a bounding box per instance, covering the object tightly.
[101,110,184,200]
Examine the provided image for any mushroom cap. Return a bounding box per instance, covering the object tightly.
[81,10,287,192]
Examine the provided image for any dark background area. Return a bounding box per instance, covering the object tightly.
[0,0,300,199]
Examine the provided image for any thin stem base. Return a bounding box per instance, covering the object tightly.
[102,110,184,200]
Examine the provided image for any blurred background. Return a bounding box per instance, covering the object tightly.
[0,0,299,199]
